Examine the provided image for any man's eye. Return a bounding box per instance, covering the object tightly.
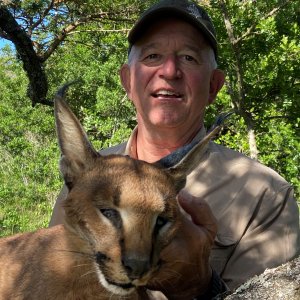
[148,54,158,59]
[184,55,195,62]
[144,53,159,61]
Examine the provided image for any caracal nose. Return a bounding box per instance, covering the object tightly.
[122,257,151,279]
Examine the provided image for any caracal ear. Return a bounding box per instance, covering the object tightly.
[54,84,99,189]
[157,126,221,192]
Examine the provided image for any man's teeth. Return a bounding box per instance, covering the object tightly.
[156,90,181,97]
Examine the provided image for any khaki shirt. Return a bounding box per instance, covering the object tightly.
[100,127,300,289]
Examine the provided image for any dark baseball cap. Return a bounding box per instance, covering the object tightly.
[128,0,218,57]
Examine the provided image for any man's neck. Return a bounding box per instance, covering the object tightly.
[135,123,203,163]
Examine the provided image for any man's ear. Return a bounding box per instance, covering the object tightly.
[120,64,131,97]
[208,69,225,104]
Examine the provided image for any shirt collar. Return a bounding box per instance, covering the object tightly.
[124,125,207,160]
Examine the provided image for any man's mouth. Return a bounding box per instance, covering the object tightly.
[152,89,183,100]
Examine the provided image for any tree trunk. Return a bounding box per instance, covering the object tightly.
[218,1,259,160]
[0,5,50,106]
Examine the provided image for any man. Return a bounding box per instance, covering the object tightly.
[50,0,300,299]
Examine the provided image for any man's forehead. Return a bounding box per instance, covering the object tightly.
[138,41,204,54]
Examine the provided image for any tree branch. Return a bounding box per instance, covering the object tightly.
[0,4,135,106]
[67,28,130,35]
[40,11,123,61]
[219,0,258,159]
[234,0,292,45]
[28,0,55,34]
[0,5,50,106]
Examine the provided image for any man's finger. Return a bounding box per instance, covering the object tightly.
[178,191,217,234]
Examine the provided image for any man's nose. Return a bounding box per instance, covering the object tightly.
[159,55,182,80]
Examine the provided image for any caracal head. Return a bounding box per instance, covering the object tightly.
[54,84,220,295]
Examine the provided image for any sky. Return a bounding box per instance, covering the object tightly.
[0,38,14,53]
[0,39,6,47]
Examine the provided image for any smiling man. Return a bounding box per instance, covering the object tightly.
[120,18,224,163]
[50,1,300,299]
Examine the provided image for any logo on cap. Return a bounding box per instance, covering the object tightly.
[187,3,204,20]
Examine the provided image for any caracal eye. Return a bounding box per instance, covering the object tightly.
[99,208,122,228]
[100,208,118,220]
[155,216,169,230]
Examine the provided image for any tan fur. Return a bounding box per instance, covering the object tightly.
[0,85,220,299]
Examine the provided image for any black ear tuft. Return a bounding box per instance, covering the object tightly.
[155,125,223,191]
[156,140,199,168]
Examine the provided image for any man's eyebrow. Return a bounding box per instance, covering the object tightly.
[182,43,203,54]
[137,42,205,59]
[139,43,160,55]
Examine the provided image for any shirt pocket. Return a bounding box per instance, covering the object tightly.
[210,234,236,275]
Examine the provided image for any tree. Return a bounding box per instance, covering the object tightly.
[0,0,149,106]
[207,0,299,158]
[205,0,299,196]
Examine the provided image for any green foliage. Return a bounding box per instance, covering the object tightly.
[0,56,61,237]
[206,0,300,198]
[46,29,135,149]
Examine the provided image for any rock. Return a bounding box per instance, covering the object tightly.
[216,256,300,300]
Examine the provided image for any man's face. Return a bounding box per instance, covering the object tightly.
[121,19,224,132]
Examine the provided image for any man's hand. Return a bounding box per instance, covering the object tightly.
[147,191,217,299]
